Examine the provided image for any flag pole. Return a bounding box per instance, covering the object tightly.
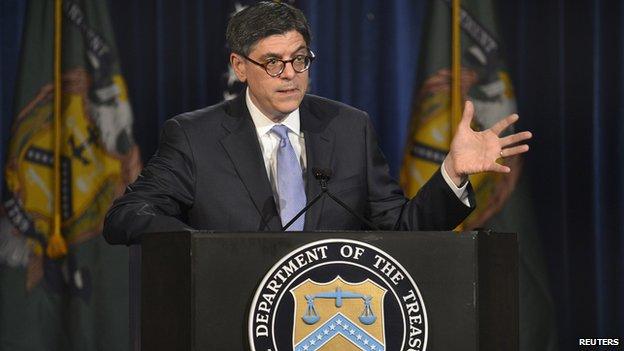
[450,0,462,138]
[48,0,67,259]
[451,0,464,231]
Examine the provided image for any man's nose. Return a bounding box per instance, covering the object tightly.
[280,62,296,80]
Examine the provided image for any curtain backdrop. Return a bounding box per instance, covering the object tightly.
[499,1,624,348]
[1,1,623,350]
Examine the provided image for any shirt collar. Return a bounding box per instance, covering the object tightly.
[245,87,301,137]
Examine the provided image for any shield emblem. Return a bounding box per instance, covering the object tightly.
[290,276,387,351]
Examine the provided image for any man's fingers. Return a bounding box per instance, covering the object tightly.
[489,163,511,173]
[490,113,519,136]
[459,100,474,128]
[500,144,529,157]
[500,131,532,147]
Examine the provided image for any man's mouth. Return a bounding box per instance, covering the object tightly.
[277,87,299,95]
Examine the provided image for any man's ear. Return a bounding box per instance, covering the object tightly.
[230,53,247,83]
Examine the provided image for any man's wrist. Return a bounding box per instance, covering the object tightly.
[443,156,467,187]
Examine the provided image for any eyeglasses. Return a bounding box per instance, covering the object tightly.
[242,50,315,77]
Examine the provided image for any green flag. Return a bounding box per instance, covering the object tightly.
[400,0,558,350]
[0,0,140,350]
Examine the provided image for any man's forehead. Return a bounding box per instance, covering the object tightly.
[249,30,307,57]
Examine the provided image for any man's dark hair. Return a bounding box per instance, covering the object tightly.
[226,1,312,56]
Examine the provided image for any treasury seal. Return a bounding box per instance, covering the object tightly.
[248,239,428,351]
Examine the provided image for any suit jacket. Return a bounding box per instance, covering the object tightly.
[103,94,474,244]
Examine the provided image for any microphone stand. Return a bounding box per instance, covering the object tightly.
[282,169,380,231]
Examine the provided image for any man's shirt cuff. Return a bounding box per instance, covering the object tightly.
[440,160,471,207]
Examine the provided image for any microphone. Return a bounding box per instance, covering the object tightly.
[282,168,380,231]
[313,168,332,190]
[281,169,327,231]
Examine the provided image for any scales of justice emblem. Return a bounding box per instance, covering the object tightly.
[290,276,387,351]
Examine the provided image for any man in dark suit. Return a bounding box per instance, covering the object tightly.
[103,2,531,245]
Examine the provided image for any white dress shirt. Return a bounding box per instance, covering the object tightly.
[246,89,306,198]
[245,88,470,207]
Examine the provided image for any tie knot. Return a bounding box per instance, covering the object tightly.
[271,124,290,140]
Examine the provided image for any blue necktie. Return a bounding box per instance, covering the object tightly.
[271,125,306,231]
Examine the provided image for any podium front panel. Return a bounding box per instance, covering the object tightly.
[141,231,517,351]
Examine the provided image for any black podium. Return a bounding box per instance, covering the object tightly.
[135,231,517,351]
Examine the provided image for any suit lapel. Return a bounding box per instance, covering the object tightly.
[219,95,282,231]
[300,99,335,230]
